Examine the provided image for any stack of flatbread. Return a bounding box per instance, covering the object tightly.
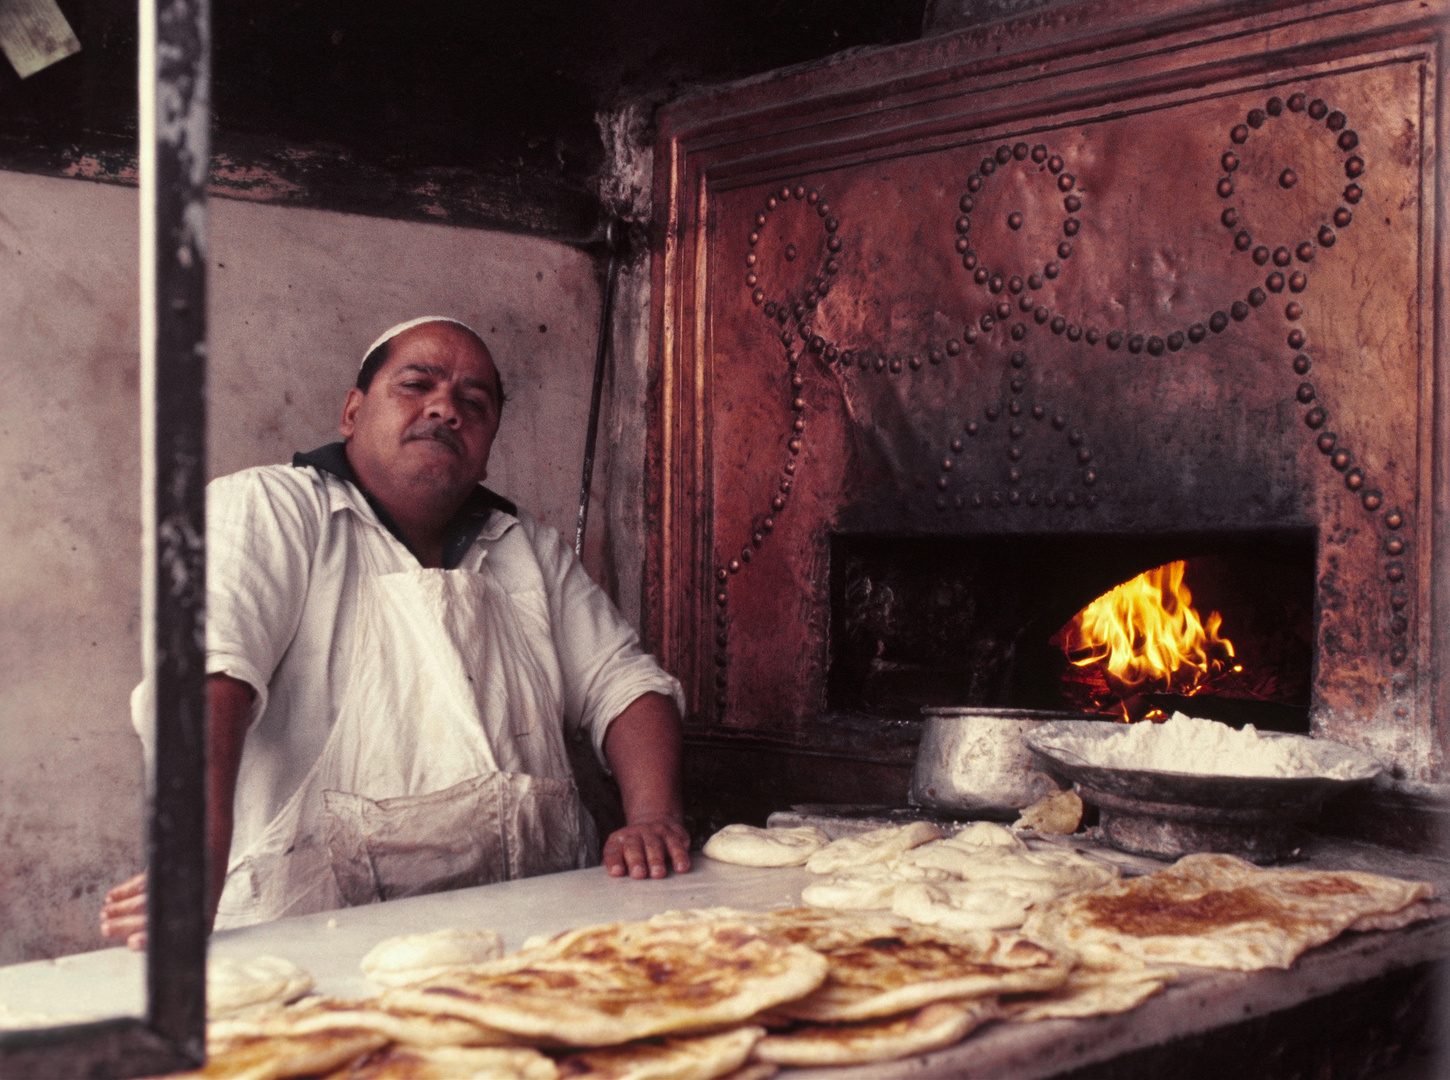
[165,906,1081,1078]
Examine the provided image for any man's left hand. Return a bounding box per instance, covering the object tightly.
[603,817,691,879]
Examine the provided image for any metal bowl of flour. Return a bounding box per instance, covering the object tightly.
[1022,720,1383,863]
[908,707,1094,818]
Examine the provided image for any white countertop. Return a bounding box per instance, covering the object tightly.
[1,837,1446,1078]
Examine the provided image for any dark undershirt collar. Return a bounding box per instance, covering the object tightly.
[292,442,516,569]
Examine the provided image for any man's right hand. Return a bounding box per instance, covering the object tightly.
[100,872,148,951]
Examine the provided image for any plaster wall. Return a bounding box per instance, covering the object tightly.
[0,169,621,963]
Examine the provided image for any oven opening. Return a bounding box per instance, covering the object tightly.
[827,531,1315,731]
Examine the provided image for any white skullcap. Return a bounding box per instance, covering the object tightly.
[361,316,487,370]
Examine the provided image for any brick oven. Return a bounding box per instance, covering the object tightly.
[643,0,1448,839]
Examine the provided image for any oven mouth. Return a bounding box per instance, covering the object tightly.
[826,529,1315,732]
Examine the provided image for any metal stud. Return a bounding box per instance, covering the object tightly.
[1386,562,1405,582]
[996,301,1012,319]
[1344,183,1363,204]
[1085,327,1101,345]
[1385,509,1404,529]
[1058,241,1074,259]
[1308,98,1328,119]
[1167,330,1184,351]
[908,355,922,370]
[1146,336,1165,355]
[1231,300,1249,321]
[1106,331,1124,349]
[966,420,979,435]
[1032,404,1045,420]
[1044,262,1060,279]
[1325,110,1346,131]
[1362,489,1383,511]
[1188,324,1206,343]
[1286,301,1303,320]
[1032,144,1048,163]
[784,244,797,261]
[1267,272,1284,292]
[1317,431,1336,453]
[1331,448,1352,471]
[807,189,820,204]
[1294,354,1311,374]
[1008,446,1022,462]
[1248,288,1266,307]
[968,175,983,193]
[1231,124,1249,143]
[1318,226,1336,247]
[981,158,996,175]
[1305,406,1327,429]
[1048,155,1063,173]
[930,348,944,365]
[1288,329,1306,349]
[995,143,1013,164]
[1128,334,1145,353]
[1386,537,1404,555]
[1008,212,1024,230]
[793,184,806,199]
[980,315,995,332]
[1337,130,1359,151]
[1222,151,1240,172]
[1058,173,1075,192]
[1253,245,1270,265]
[947,338,963,356]
[1334,207,1352,227]
[1051,316,1067,335]
[767,196,778,210]
[1066,323,1083,342]
[1234,231,1252,251]
[986,404,1000,421]
[989,275,1004,293]
[951,438,963,453]
[1289,272,1307,293]
[1345,157,1365,178]
[1247,108,1266,128]
[1034,307,1049,324]
[1009,400,1023,417]
[1296,381,1316,403]
[1068,429,1084,446]
[1390,643,1408,665]
[890,357,903,373]
[1266,96,1284,116]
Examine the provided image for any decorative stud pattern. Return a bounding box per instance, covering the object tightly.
[724,93,1403,684]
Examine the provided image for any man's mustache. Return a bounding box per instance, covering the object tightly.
[403,422,464,455]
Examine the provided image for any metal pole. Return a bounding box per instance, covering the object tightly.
[140,0,209,1061]
[575,219,622,557]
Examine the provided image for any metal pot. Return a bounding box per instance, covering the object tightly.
[909,707,1089,817]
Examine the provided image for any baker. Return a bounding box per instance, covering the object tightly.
[101,316,689,949]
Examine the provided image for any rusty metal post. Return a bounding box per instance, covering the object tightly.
[139,0,210,1062]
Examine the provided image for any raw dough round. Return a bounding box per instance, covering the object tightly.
[702,824,830,867]
[207,955,314,1018]
[360,928,505,988]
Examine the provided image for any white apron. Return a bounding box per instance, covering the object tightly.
[214,533,595,929]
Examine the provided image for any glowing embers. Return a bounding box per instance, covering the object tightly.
[1053,561,1241,721]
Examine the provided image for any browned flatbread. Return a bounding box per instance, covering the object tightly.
[1345,898,1449,933]
[208,995,520,1051]
[383,919,828,1047]
[1022,852,1438,971]
[324,1043,558,1079]
[556,1026,763,1079]
[999,960,1177,1022]
[159,1028,387,1080]
[716,1065,778,1080]
[755,908,1068,1022]
[753,999,998,1067]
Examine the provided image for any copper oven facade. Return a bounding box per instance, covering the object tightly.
[645,0,1449,820]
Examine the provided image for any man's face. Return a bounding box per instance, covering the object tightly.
[339,322,502,507]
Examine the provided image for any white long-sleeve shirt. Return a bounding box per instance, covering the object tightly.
[132,454,683,864]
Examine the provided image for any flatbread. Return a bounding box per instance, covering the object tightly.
[382,918,829,1046]
[208,996,520,1050]
[805,821,942,875]
[716,1065,777,1080]
[1013,790,1084,835]
[207,956,315,1019]
[325,1043,558,1079]
[360,929,505,987]
[999,960,1177,1022]
[752,1000,998,1067]
[1021,852,1438,971]
[755,909,1068,1022]
[159,1028,386,1080]
[556,1026,764,1079]
[891,881,1050,932]
[801,866,902,912]
[947,822,1029,852]
[703,825,830,867]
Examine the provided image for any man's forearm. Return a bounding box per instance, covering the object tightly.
[207,673,255,923]
[602,691,684,825]
[600,692,690,878]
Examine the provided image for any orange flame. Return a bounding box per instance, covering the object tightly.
[1061,561,1238,718]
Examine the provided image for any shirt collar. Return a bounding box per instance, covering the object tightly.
[292,442,517,568]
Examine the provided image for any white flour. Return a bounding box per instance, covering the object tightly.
[1050,712,1374,780]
